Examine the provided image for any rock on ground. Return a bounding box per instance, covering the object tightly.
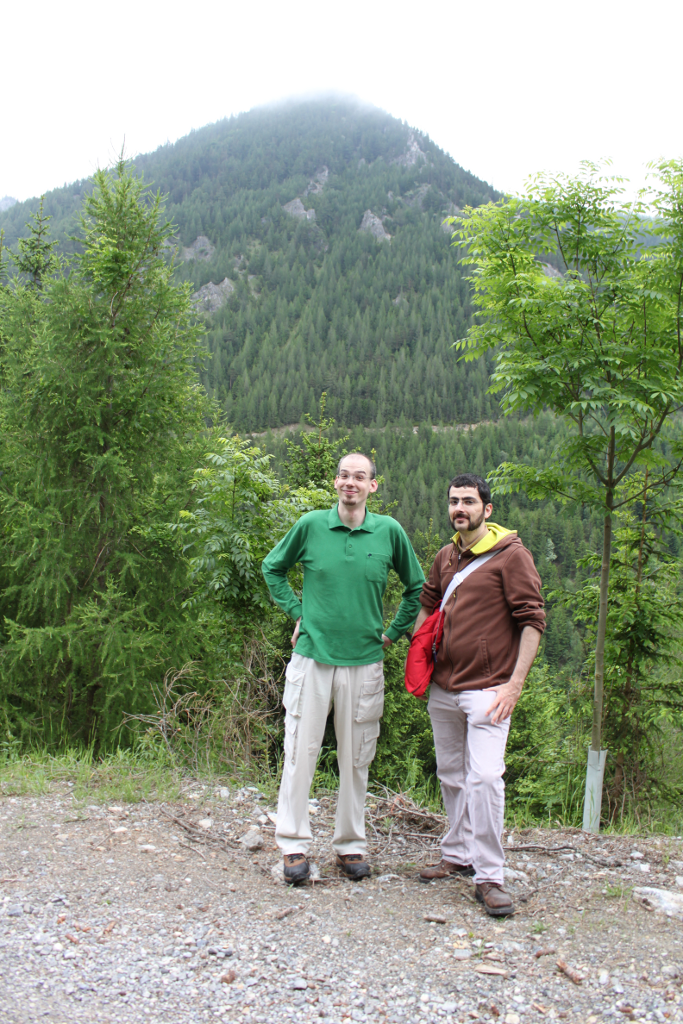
[1,785,682,1023]
[633,886,683,918]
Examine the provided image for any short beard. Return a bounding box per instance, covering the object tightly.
[451,509,486,533]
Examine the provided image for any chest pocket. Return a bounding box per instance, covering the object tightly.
[365,552,389,583]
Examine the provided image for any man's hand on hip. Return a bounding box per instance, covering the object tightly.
[381,634,392,650]
[484,627,540,723]
[484,680,522,724]
[291,618,301,649]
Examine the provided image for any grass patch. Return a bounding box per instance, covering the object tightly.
[0,748,182,803]
[0,745,284,806]
[604,882,633,900]
[505,800,683,836]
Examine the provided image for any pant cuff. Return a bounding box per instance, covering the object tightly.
[333,842,367,857]
[276,836,311,856]
[441,849,471,864]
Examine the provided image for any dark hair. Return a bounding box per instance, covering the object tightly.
[337,453,377,480]
[448,473,491,505]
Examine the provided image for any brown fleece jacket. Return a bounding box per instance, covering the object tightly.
[419,528,545,693]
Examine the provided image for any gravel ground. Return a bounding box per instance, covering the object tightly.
[1,782,683,1024]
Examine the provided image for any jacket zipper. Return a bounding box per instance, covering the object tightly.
[444,544,460,685]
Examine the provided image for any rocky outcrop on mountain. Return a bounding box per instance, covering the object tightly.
[542,262,563,279]
[304,166,329,196]
[0,196,17,212]
[182,236,215,261]
[358,210,391,242]
[403,184,432,209]
[192,277,235,313]
[283,198,316,221]
[441,201,462,234]
[392,131,427,168]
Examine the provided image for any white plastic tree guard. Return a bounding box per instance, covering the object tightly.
[582,748,607,833]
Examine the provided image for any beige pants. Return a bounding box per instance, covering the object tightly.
[275,652,384,857]
[428,684,510,884]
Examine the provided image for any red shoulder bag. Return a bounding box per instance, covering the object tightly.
[404,550,499,698]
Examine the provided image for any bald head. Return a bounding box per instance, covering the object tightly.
[336,453,376,480]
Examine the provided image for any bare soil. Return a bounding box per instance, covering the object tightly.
[1,781,682,1024]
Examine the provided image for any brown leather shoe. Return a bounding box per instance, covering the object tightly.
[336,854,371,880]
[475,882,514,916]
[283,853,310,884]
[419,859,475,882]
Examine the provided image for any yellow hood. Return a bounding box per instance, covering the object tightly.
[452,522,516,554]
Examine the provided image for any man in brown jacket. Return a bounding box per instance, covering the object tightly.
[414,473,545,915]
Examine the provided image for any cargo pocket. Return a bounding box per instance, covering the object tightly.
[282,661,304,766]
[283,661,305,717]
[283,716,299,765]
[355,720,381,768]
[355,665,385,723]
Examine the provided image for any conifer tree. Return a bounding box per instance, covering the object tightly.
[0,161,210,746]
[12,197,60,288]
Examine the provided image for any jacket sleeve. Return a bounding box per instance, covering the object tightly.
[384,526,426,642]
[501,545,546,634]
[261,517,308,622]
[419,548,447,611]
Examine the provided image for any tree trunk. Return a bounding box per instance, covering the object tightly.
[583,430,615,832]
[591,502,613,751]
[611,470,648,821]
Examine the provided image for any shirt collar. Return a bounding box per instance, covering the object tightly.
[328,503,376,532]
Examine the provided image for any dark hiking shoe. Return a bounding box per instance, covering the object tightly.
[283,854,310,884]
[419,859,475,882]
[336,854,371,880]
[475,882,514,916]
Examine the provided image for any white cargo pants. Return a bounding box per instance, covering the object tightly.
[276,652,384,857]
[428,684,510,884]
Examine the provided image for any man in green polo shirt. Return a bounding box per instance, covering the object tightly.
[262,453,424,883]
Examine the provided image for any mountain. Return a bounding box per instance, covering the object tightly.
[0,196,17,213]
[0,99,602,670]
[0,97,500,431]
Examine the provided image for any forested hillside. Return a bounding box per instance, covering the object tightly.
[0,98,499,429]
[3,101,681,829]
[0,97,638,681]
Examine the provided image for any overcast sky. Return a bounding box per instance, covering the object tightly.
[3,0,681,203]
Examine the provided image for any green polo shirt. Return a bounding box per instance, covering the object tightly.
[262,505,425,666]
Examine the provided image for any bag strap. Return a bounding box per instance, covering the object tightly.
[439,549,499,610]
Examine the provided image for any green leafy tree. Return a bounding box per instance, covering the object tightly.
[0,161,210,747]
[455,161,683,829]
[550,513,683,821]
[177,437,311,624]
